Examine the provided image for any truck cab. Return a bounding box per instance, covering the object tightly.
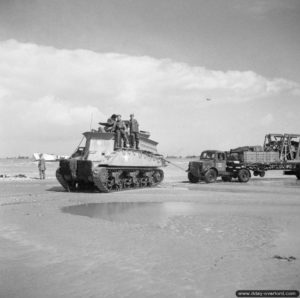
[187,150,250,184]
[200,150,227,173]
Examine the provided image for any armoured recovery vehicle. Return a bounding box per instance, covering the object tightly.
[56,126,166,192]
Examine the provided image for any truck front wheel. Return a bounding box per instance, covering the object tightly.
[204,169,217,183]
[188,172,200,183]
[238,169,250,183]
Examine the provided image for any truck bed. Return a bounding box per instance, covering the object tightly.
[243,151,280,164]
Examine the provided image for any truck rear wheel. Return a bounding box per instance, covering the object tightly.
[296,172,300,180]
[204,169,217,183]
[188,172,200,183]
[238,169,250,183]
[259,171,265,177]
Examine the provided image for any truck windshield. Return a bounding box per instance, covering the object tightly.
[200,152,215,159]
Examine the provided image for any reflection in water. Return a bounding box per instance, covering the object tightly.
[62,202,202,225]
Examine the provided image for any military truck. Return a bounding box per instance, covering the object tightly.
[230,133,300,180]
[187,133,300,184]
[187,150,251,183]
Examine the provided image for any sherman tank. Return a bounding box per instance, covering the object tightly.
[56,125,166,193]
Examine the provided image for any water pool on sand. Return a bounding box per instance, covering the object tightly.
[62,202,205,225]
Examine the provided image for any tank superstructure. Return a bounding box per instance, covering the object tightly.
[56,127,166,192]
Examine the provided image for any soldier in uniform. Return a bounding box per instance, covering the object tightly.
[129,113,140,149]
[112,115,129,149]
[104,114,117,132]
[38,154,46,179]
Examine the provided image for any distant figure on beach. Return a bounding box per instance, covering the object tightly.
[38,154,46,179]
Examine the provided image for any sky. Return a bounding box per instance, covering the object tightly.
[0,0,299,157]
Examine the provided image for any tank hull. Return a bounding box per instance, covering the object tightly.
[56,149,165,193]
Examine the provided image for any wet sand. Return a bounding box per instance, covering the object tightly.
[0,164,300,298]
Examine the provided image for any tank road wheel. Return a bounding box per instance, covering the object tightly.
[121,171,132,189]
[204,169,217,183]
[188,172,200,183]
[140,171,153,187]
[148,171,155,186]
[129,171,139,188]
[111,171,123,191]
[136,171,146,187]
[238,169,250,183]
[105,177,114,191]
[140,177,148,187]
[123,177,132,189]
[114,184,121,191]
[114,180,123,191]
[221,176,232,182]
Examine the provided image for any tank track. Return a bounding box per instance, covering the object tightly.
[92,167,164,193]
[56,169,74,192]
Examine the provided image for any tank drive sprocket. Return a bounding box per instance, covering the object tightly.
[56,169,75,192]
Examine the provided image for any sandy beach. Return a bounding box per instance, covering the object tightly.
[0,160,299,298]
[2,1,300,296]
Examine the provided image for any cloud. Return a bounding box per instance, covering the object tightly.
[0,39,299,155]
[20,96,102,127]
[232,0,297,16]
[1,95,104,140]
[260,113,273,126]
[0,39,299,107]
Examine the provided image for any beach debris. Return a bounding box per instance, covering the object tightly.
[273,255,296,262]
[33,153,69,161]
[14,174,27,178]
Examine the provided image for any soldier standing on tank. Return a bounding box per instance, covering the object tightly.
[112,115,129,149]
[38,154,46,179]
[129,113,140,149]
[104,114,117,132]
